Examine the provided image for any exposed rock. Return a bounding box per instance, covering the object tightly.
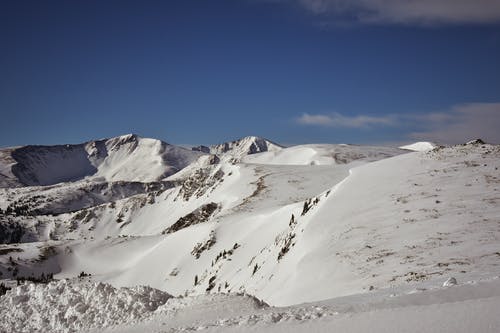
[191,231,217,259]
[163,203,220,234]
[192,145,211,154]
[465,139,485,145]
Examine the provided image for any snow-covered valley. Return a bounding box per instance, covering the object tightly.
[0,135,499,332]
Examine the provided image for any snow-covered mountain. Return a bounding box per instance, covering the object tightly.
[0,134,203,187]
[202,136,283,161]
[1,136,499,333]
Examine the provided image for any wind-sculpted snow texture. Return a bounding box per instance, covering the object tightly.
[2,275,499,333]
[0,279,173,333]
[0,135,499,332]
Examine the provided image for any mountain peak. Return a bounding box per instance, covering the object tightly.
[237,135,279,144]
[0,134,201,187]
[117,133,140,141]
[210,136,283,158]
[95,133,138,142]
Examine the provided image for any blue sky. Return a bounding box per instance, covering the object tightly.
[1,0,499,147]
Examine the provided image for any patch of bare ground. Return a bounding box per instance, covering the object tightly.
[235,174,269,210]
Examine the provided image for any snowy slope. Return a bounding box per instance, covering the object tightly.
[1,136,499,333]
[99,275,500,333]
[255,144,500,304]
[243,143,403,165]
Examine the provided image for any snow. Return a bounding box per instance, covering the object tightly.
[91,135,202,183]
[260,145,500,305]
[2,274,499,333]
[0,134,202,187]
[243,143,403,165]
[0,279,172,333]
[399,141,436,151]
[1,135,500,333]
[31,143,497,308]
[210,136,283,161]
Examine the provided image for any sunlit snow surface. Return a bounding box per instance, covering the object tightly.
[1,275,499,333]
[399,141,436,152]
[1,137,499,332]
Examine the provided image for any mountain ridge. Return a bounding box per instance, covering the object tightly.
[0,134,202,187]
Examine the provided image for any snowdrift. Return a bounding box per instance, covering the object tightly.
[0,279,172,333]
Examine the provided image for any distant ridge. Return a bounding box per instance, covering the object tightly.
[0,134,202,187]
[399,141,436,152]
[208,136,283,160]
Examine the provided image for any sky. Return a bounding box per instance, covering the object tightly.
[1,0,499,147]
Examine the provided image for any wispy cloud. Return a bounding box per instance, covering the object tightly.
[410,102,500,144]
[296,112,396,128]
[296,103,500,144]
[286,0,500,25]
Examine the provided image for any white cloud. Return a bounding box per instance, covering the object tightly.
[410,102,500,144]
[295,102,500,144]
[293,0,500,25]
[296,112,395,128]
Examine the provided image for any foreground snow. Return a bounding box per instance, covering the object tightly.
[1,274,499,332]
[0,279,172,333]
